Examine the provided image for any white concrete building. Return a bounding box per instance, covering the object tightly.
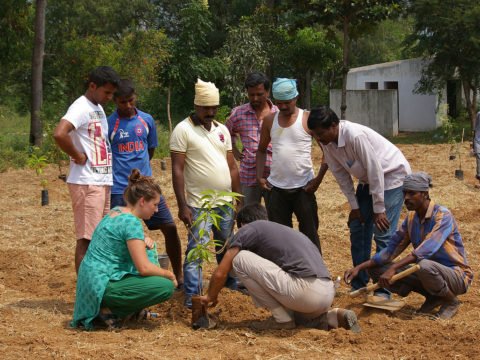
[330,58,461,135]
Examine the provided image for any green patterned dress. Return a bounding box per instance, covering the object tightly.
[71,208,173,330]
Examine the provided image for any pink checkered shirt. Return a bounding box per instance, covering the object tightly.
[226,101,277,186]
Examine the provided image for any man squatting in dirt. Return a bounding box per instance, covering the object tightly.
[200,204,361,332]
[344,172,473,319]
[54,66,120,273]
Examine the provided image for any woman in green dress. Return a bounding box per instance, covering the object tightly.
[71,169,177,330]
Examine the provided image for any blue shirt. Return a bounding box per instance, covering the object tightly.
[108,109,158,194]
[372,201,473,288]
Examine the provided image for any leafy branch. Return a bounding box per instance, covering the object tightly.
[27,147,49,189]
[186,189,242,295]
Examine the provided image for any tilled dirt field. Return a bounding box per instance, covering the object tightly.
[0,143,479,359]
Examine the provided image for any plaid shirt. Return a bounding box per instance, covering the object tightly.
[372,201,474,288]
[226,101,278,186]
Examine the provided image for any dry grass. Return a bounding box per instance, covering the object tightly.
[0,142,479,359]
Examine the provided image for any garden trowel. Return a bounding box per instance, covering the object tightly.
[348,264,420,298]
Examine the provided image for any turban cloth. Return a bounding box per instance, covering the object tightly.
[194,78,219,106]
[403,172,432,192]
[272,78,298,101]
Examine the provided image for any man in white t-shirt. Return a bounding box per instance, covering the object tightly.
[170,79,241,308]
[54,66,120,273]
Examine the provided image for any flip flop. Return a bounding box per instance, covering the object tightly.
[135,309,158,321]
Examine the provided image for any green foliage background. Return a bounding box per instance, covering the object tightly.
[1,0,476,172]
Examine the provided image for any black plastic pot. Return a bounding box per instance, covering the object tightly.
[454,169,464,180]
[160,159,167,171]
[41,189,49,206]
[449,155,456,160]
[191,295,217,330]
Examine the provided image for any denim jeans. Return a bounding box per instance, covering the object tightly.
[348,184,404,290]
[183,206,236,306]
[474,137,480,178]
[241,184,270,207]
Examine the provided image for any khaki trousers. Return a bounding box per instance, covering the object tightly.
[232,250,334,323]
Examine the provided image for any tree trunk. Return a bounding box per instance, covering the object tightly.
[167,84,172,133]
[462,79,476,135]
[341,16,350,119]
[304,68,312,110]
[30,0,47,147]
[471,88,477,136]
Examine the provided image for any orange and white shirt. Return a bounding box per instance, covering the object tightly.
[63,95,112,185]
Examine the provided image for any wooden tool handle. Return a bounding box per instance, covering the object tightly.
[349,264,420,297]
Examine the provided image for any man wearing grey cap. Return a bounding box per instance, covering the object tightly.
[256,78,327,252]
[344,172,473,319]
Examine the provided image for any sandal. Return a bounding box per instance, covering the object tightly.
[134,309,158,321]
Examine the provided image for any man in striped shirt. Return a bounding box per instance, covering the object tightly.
[344,172,473,319]
[226,72,278,206]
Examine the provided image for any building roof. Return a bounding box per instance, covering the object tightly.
[349,58,423,73]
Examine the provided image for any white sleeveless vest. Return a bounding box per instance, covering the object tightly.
[267,109,314,189]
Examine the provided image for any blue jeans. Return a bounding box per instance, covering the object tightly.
[241,184,271,207]
[183,206,236,306]
[348,184,404,290]
[474,137,480,178]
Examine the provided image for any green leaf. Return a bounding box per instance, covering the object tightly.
[213,239,225,247]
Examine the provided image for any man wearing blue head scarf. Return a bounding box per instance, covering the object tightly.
[256,78,328,252]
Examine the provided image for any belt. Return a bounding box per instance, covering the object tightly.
[272,186,304,194]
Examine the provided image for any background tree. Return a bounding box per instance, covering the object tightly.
[219,19,269,106]
[294,0,404,118]
[350,17,415,68]
[229,4,341,109]
[30,0,47,146]
[407,0,480,131]
[0,1,34,112]
[287,26,340,109]
[161,0,226,129]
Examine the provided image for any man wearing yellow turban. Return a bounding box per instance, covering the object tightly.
[170,78,241,308]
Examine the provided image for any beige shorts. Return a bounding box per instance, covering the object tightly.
[68,184,111,240]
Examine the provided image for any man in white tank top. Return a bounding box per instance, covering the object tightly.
[256,79,328,252]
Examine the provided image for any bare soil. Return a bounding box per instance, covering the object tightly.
[1,143,479,359]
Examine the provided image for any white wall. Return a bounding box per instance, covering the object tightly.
[346,59,442,131]
[330,89,398,137]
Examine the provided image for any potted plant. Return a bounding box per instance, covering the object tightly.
[439,110,458,160]
[27,149,49,206]
[45,123,69,181]
[186,189,242,329]
[455,128,465,180]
